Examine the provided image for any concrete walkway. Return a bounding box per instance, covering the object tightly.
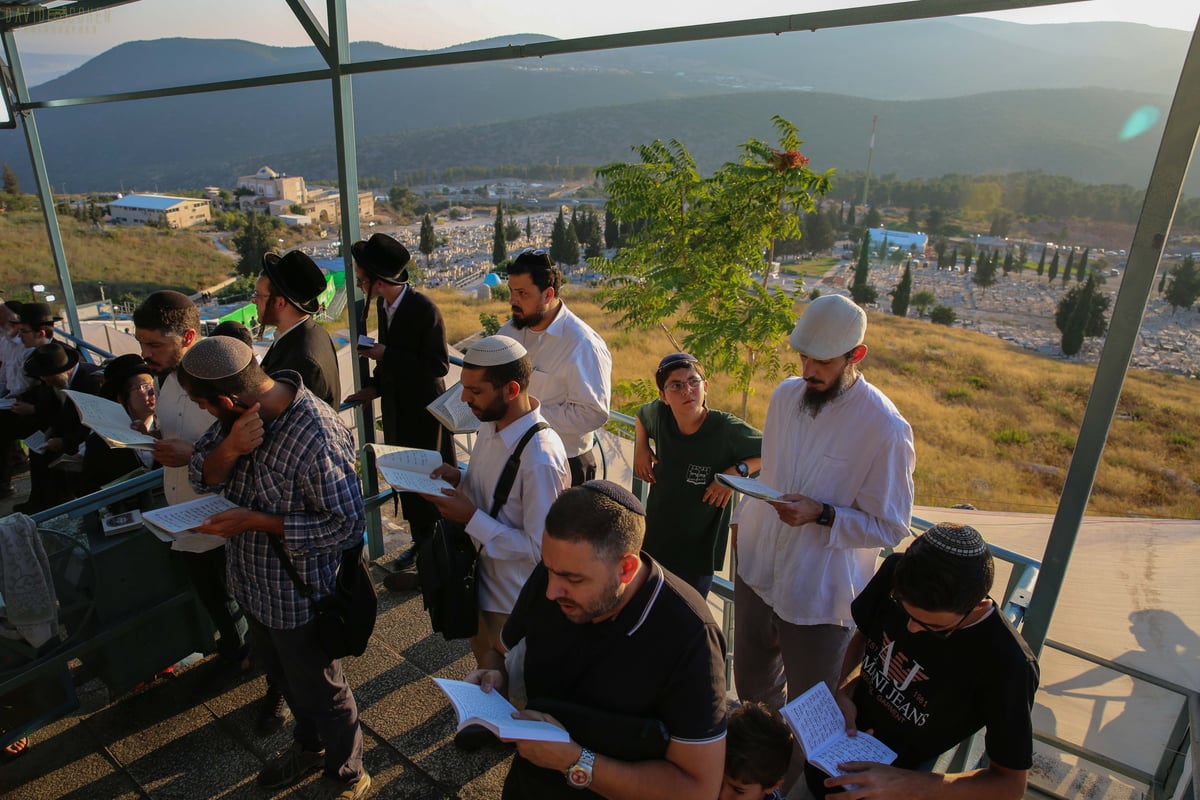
[1,550,513,799]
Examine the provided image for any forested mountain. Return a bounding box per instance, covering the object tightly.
[0,19,1189,192]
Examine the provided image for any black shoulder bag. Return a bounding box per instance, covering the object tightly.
[268,537,379,660]
[419,421,549,641]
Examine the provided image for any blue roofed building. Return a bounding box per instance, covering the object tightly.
[107,193,211,229]
[865,227,928,256]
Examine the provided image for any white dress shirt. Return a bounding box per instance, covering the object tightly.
[498,301,611,458]
[462,403,569,613]
[156,371,217,506]
[732,376,915,627]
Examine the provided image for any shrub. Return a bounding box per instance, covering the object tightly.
[930,305,957,325]
[991,427,1030,445]
[942,387,972,402]
[1167,432,1194,448]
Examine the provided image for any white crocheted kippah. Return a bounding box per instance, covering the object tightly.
[182,336,254,380]
[464,335,527,367]
[922,523,987,557]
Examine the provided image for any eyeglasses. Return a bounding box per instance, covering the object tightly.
[890,591,971,638]
[664,377,704,393]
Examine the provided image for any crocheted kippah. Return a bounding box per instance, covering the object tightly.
[922,523,986,557]
[181,336,254,380]
[579,480,646,516]
[464,335,527,367]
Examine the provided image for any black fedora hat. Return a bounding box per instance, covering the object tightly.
[18,301,60,329]
[24,342,79,377]
[262,250,326,315]
[350,233,410,285]
[101,354,154,401]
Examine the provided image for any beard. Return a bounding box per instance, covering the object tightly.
[510,305,546,330]
[800,365,858,417]
[469,392,509,423]
[558,571,625,624]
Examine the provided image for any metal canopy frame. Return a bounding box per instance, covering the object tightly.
[1,0,1198,648]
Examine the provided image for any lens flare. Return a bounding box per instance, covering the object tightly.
[1119,106,1160,141]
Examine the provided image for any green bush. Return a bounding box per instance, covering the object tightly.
[991,427,1030,445]
[930,305,957,325]
[942,387,972,402]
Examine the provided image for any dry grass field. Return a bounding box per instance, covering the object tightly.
[430,286,1200,520]
[0,211,234,302]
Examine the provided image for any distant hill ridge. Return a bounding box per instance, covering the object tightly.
[0,19,1189,191]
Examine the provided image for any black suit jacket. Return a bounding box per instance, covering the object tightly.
[260,317,341,408]
[45,361,103,454]
[371,287,450,452]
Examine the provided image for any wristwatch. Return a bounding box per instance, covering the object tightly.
[735,461,750,477]
[817,502,835,526]
[565,747,595,789]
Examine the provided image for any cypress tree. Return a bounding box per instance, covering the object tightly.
[1048,249,1060,283]
[1076,248,1090,281]
[419,213,436,265]
[492,202,507,266]
[891,264,912,317]
[850,234,877,305]
[1037,246,1046,276]
[1061,276,1095,356]
[1062,249,1075,285]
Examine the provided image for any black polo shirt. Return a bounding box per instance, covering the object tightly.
[501,554,727,798]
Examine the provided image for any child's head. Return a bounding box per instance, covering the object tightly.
[721,701,793,800]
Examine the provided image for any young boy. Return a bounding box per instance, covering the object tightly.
[721,701,793,800]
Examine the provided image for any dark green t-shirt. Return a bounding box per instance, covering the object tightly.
[636,400,762,577]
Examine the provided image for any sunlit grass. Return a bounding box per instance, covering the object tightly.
[432,286,1199,520]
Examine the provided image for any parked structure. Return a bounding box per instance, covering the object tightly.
[107,193,211,228]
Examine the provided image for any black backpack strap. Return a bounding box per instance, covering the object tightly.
[267,533,316,600]
[489,421,550,518]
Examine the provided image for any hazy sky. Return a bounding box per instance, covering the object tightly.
[13,0,1197,55]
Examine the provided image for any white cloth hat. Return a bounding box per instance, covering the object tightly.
[789,294,867,359]
[182,336,254,380]
[464,335,528,367]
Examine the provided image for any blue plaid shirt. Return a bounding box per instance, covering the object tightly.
[189,373,365,629]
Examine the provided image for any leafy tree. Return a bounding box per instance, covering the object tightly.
[925,206,945,236]
[1164,256,1200,313]
[1037,246,1047,277]
[864,207,882,228]
[973,249,998,292]
[1062,249,1075,285]
[803,209,835,254]
[1076,248,1090,282]
[419,213,436,265]
[1060,275,1098,356]
[479,312,501,336]
[388,185,417,216]
[232,211,272,277]
[930,305,957,325]
[504,218,521,243]
[1047,248,1059,283]
[598,116,832,417]
[988,209,1012,237]
[1054,277,1111,341]
[2,162,19,195]
[492,202,507,266]
[850,233,877,306]
[603,209,619,249]
[911,290,938,317]
[890,264,912,317]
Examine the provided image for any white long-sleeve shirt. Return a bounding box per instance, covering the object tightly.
[733,376,915,627]
[499,301,612,458]
[156,370,216,506]
[462,404,570,613]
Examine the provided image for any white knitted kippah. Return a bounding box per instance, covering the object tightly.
[464,335,527,367]
[182,336,254,380]
[922,523,987,557]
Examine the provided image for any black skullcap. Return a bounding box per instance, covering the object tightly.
[578,480,645,516]
[146,289,195,311]
[655,352,699,376]
[921,523,987,557]
[181,336,253,380]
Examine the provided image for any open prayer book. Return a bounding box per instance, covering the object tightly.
[142,495,238,553]
[715,473,784,501]
[426,382,479,434]
[64,389,157,450]
[23,430,49,454]
[365,444,455,495]
[781,682,898,777]
[434,678,571,742]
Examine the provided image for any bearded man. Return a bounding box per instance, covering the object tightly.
[729,294,915,790]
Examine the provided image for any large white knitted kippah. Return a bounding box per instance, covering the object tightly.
[182,336,254,380]
[922,523,986,557]
[464,335,527,367]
